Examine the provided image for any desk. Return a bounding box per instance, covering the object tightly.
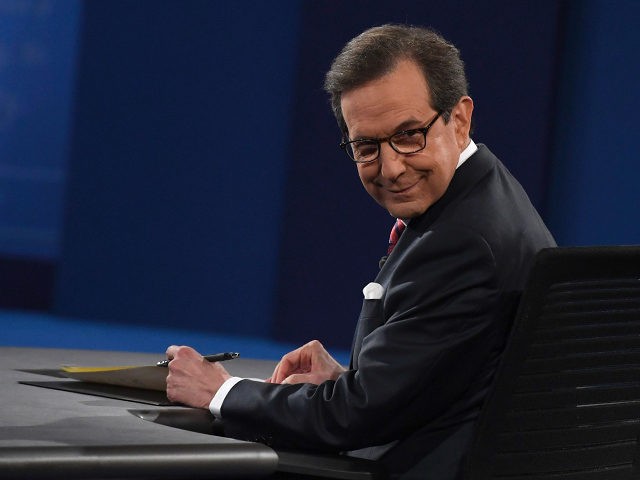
[0,347,385,480]
[0,347,278,479]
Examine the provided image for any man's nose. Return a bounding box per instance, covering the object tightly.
[379,142,406,181]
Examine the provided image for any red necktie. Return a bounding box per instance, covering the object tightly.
[387,219,406,255]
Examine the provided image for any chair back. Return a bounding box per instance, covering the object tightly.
[465,246,640,480]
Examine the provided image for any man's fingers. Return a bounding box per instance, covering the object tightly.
[269,341,332,384]
[282,373,308,384]
[270,363,283,383]
[165,345,202,362]
[282,372,327,385]
[271,349,303,383]
[165,344,180,359]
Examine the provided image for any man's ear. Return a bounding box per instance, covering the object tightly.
[451,96,474,150]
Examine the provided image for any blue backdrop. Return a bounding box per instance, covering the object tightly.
[546,0,640,246]
[2,0,639,354]
[0,0,79,258]
[54,0,301,340]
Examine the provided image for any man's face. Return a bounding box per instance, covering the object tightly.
[341,60,473,219]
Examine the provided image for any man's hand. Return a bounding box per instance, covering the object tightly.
[268,340,346,385]
[165,345,231,409]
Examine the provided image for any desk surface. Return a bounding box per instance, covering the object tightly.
[0,347,278,479]
[1,347,385,480]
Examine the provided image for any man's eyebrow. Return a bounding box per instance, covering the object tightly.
[350,118,425,141]
[393,118,426,132]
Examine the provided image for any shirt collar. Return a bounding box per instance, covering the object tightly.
[457,139,477,169]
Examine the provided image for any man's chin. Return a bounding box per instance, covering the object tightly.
[385,203,427,220]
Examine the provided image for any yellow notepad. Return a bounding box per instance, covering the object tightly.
[61,364,167,391]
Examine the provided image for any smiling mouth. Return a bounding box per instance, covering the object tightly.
[388,180,419,194]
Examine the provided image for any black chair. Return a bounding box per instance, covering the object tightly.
[464,246,640,480]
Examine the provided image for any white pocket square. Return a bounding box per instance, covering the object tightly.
[362,282,385,300]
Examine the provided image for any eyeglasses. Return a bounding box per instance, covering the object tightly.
[340,111,442,164]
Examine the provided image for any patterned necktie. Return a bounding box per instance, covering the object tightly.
[387,219,406,255]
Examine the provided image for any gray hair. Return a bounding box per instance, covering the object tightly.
[324,24,469,135]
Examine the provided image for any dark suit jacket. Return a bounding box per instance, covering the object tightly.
[219,145,556,478]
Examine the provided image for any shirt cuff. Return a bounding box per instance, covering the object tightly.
[209,376,244,417]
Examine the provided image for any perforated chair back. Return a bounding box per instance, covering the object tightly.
[464,246,640,480]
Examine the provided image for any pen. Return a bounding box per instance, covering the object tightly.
[156,352,240,367]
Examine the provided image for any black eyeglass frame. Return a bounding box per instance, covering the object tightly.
[339,111,443,164]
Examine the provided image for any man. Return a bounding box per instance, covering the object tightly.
[165,24,556,479]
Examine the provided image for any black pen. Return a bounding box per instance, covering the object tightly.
[156,352,240,367]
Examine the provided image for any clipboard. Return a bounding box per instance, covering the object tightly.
[19,363,172,405]
[60,364,167,391]
[19,379,173,405]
